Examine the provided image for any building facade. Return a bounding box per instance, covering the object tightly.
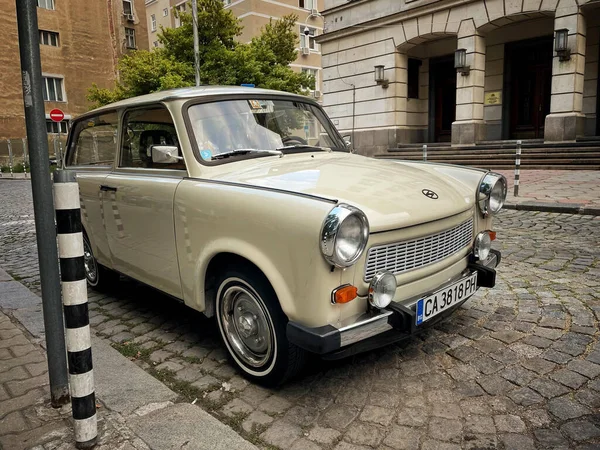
[145,0,324,97]
[0,0,148,139]
[318,0,600,154]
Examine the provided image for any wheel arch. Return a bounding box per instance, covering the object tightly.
[199,250,292,320]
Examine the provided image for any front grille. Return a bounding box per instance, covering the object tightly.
[364,218,474,281]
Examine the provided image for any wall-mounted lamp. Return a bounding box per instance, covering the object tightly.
[374,65,389,88]
[555,29,571,61]
[454,48,470,76]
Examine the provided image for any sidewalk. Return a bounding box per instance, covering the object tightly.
[0,267,258,450]
[496,169,600,215]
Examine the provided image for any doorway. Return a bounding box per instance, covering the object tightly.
[505,37,553,139]
[429,56,456,142]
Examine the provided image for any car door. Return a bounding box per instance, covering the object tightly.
[65,111,119,268]
[101,105,185,299]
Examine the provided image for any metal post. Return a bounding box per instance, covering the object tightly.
[192,0,200,86]
[22,137,29,177]
[53,134,60,165]
[54,170,97,449]
[15,0,69,407]
[514,140,521,197]
[7,139,14,177]
[423,144,427,161]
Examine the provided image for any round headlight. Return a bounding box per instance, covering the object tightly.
[320,204,369,268]
[473,231,492,261]
[478,173,507,216]
[368,271,397,309]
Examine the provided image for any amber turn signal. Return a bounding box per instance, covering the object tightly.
[489,231,497,241]
[333,285,358,304]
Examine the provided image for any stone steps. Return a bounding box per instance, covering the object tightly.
[376,144,600,170]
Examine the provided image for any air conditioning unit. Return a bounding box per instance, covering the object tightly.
[313,90,321,99]
[124,13,134,21]
[301,47,310,56]
[311,8,319,16]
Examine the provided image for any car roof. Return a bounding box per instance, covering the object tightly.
[85,85,312,117]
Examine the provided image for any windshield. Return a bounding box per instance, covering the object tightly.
[187,99,347,162]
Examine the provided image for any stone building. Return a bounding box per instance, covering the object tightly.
[0,0,148,139]
[318,0,600,155]
[144,0,324,97]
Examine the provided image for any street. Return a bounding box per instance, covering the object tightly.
[1,179,599,450]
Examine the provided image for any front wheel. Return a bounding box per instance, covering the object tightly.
[215,267,305,386]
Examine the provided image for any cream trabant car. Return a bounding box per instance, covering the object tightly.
[65,86,506,385]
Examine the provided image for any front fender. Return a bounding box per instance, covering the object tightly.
[192,238,295,319]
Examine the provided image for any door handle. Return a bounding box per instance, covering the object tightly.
[100,185,117,192]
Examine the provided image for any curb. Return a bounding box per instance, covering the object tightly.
[504,201,600,216]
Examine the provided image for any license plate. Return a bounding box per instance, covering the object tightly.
[416,273,478,325]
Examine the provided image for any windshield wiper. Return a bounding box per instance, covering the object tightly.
[211,148,282,160]
[276,144,331,152]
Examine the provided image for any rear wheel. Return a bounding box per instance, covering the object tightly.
[83,234,119,291]
[215,266,305,386]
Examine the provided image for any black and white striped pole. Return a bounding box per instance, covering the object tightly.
[514,139,521,197]
[54,170,97,449]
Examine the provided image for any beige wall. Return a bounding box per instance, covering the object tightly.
[0,0,148,139]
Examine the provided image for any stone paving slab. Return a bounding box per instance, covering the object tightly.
[92,333,178,416]
[128,403,258,450]
[497,170,600,214]
[2,178,600,449]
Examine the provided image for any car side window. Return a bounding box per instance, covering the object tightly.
[66,112,118,166]
[120,106,185,170]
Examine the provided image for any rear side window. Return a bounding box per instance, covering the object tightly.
[66,112,118,166]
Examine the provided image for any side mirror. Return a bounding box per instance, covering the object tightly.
[342,135,352,148]
[151,145,182,164]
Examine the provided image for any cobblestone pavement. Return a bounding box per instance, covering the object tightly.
[1,180,599,450]
[0,310,150,450]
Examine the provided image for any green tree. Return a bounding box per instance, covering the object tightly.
[88,0,314,108]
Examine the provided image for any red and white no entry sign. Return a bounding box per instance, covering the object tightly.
[49,108,65,122]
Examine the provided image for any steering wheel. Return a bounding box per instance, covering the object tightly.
[282,135,308,146]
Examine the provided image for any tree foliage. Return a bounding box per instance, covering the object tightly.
[88,0,314,108]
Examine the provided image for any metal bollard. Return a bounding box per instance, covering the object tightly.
[514,140,521,197]
[7,139,14,177]
[53,134,60,166]
[22,137,29,177]
[423,144,427,161]
[53,170,97,449]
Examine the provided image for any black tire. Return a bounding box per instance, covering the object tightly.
[215,265,305,386]
[83,234,120,292]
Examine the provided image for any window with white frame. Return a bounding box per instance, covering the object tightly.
[174,3,186,27]
[300,27,317,50]
[42,76,64,102]
[39,30,59,46]
[163,7,168,16]
[46,120,68,134]
[37,0,55,10]
[151,14,156,31]
[302,68,318,86]
[123,0,133,16]
[299,0,314,9]
[125,28,136,48]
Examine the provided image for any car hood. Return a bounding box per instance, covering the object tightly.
[209,152,479,232]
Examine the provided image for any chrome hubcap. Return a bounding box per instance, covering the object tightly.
[220,285,272,368]
[83,239,98,283]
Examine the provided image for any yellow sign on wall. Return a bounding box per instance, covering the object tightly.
[485,91,502,105]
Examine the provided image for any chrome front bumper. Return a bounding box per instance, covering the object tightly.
[286,250,500,358]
